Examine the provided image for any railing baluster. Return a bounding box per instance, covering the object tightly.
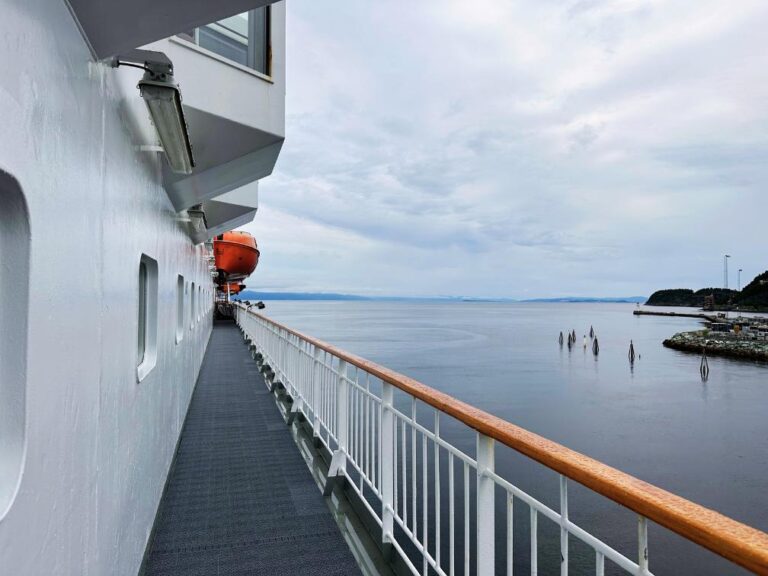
[464,462,470,575]
[477,433,495,575]
[422,432,428,576]
[449,452,455,576]
[435,412,441,568]
[595,551,604,576]
[355,384,361,490]
[360,380,364,469]
[560,475,569,576]
[412,398,418,536]
[402,416,408,527]
[530,508,538,576]
[378,400,383,492]
[394,417,399,516]
[364,378,370,482]
[507,495,514,576]
[381,381,395,545]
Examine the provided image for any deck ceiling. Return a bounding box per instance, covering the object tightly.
[67,0,278,59]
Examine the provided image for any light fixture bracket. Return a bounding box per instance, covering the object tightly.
[111,49,174,80]
[112,49,195,174]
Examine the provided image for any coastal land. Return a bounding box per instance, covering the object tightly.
[646,270,768,312]
[664,329,768,362]
[638,270,768,362]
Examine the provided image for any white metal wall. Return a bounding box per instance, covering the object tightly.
[0,0,215,574]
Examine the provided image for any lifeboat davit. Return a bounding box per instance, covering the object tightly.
[213,231,259,284]
[218,283,245,295]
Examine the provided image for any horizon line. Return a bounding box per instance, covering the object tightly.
[235,289,648,302]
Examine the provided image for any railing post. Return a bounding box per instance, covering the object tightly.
[286,334,302,424]
[324,359,348,496]
[312,347,322,439]
[638,516,649,574]
[560,475,569,576]
[337,360,348,454]
[381,382,395,545]
[277,328,286,389]
[477,432,495,576]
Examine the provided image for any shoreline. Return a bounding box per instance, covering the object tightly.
[663,331,768,362]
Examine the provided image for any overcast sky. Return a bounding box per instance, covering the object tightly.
[241,0,767,298]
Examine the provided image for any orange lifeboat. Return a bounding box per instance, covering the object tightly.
[213,231,259,284]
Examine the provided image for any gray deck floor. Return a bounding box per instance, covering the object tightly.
[144,320,362,576]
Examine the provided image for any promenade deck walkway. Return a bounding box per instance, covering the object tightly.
[143,320,362,576]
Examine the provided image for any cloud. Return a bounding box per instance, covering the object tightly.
[240,0,768,297]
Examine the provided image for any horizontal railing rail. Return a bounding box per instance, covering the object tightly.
[235,304,768,575]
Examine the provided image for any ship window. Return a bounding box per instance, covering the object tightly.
[178,6,271,76]
[137,254,158,382]
[190,282,196,329]
[176,275,184,343]
[0,170,29,519]
[138,263,147,363]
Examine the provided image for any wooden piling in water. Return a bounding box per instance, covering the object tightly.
[700,347,710,381]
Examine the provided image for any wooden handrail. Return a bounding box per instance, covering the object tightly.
[244,308,768,574]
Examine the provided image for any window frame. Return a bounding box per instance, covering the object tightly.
[176,275,185,344]
[136,254,159,382]
[175,6,272,78]
[190,281,196,329]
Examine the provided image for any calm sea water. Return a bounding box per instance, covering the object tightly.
[261,301,767,575]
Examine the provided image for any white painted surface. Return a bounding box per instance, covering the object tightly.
[0,1,233,574]
[146,3,286,220]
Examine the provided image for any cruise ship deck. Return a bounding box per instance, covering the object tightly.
[143,320,362,575]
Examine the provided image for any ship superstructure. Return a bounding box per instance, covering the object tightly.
[2,1,768,576]
[0,1,284,574]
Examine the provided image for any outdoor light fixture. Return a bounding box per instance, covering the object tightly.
[112,49,195,174]
[186,206,208,234]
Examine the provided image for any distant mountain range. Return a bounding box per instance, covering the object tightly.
[235,290,647,303]
[521,296,647,303]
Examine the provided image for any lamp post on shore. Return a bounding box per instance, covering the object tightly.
[724,254,731,289]
[738,268,743,291]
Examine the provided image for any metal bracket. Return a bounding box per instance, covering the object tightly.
[110,48,174,80]
[323,451,347,497]
[286,398,302,425]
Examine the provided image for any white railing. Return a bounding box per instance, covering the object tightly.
[235,305,768,576]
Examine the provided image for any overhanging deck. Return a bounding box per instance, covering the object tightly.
[143,320,362,575]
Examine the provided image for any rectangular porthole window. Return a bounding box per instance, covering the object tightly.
[137,254,159,382]
[137,262,147,364]
[190,282,196,329]
[176,275,184,344]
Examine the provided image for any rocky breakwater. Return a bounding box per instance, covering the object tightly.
[663,330,768,362]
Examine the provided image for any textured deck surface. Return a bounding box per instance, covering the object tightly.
[144,321,361,576]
